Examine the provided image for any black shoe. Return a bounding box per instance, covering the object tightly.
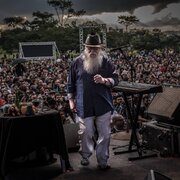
[97,164,111,171]
[81,158,89,166]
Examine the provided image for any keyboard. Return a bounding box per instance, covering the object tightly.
[113,81,163,94]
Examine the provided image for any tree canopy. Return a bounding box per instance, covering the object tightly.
[118,15,139,32]
[47,0,86,27]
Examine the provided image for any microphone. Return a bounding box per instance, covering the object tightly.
[109,45,130,52]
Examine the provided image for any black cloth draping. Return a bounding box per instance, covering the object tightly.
[0,110,71,177]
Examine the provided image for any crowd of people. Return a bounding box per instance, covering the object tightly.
[0,59,72,120]
[0,48,179,120]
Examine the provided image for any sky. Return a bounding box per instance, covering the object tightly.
[0,0,180,27]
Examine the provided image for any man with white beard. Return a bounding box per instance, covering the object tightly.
[67,33,119,170]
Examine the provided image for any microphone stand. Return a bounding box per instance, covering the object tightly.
[119,48,136,83]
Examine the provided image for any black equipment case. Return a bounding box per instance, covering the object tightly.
[141,121,180,156]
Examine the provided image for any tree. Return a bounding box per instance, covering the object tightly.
[118,15,139,32]
[47,0,85,27]
[30,11,58,30]
[65,9,86,26]
[3,16,28,29]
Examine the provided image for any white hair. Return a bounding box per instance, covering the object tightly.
[82,48,107,74]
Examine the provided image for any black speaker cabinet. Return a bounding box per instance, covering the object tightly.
[142,121,179,156]
[147,87,180,125]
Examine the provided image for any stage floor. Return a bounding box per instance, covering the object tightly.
[3,137,180,180]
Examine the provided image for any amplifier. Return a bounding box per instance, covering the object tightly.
[141,121,179,157]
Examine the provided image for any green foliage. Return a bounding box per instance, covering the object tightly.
[0,24,179,53]
[3,16,28,28]
[130,31,180,51]
[107,31,124,48]
[118,15,139,32]
[30,11,58,30]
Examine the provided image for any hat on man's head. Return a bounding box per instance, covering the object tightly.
[84,33,102,47]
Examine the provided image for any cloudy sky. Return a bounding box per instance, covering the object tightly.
[0,0,180,26]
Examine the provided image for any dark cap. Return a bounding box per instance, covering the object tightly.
[84,33,102,47]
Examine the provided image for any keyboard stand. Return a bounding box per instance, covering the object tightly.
[113,92,158,161]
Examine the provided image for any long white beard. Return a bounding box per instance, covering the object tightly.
[83,50,104,74]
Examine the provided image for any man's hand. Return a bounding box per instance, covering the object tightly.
[94,74,105,84]
[69,99,77,113]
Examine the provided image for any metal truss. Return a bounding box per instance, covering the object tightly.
[79,24,107,53]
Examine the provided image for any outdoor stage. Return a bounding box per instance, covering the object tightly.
[2,137,180,180]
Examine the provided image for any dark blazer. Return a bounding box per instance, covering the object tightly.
[67,55,119,118]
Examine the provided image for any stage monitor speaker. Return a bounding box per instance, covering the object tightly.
[147,87,180,125]
[63,123,80,152]
[144,169,172,180]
